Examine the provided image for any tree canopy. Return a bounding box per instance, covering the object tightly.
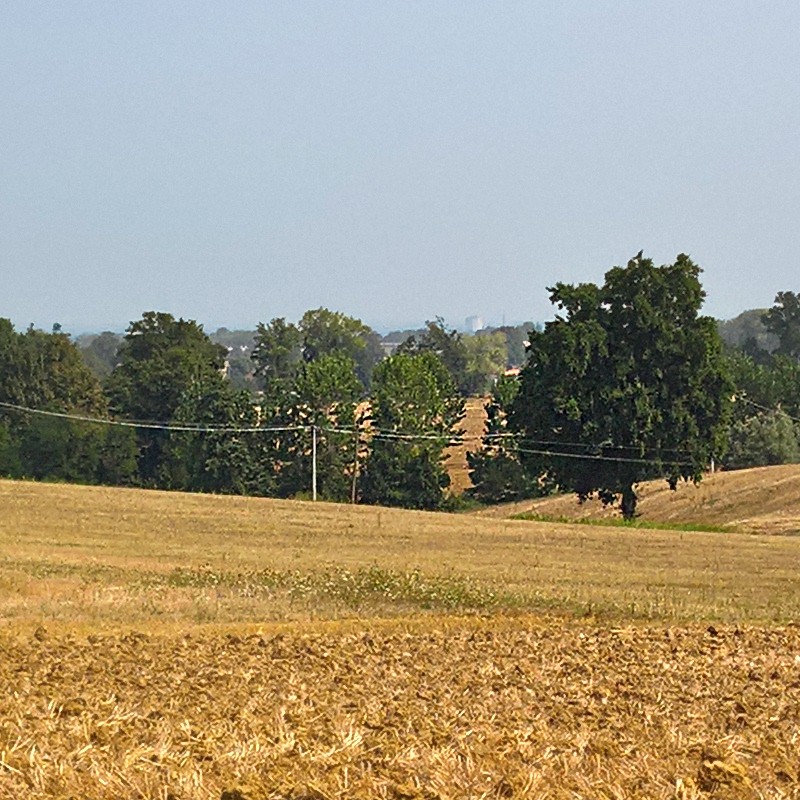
[509,253,731,519]
[105,312,229,483]
[398,318,469,395]
[467,374,544,503]
[252,308,382,392]
[763,291,800,360]
[0,320,136,485]
[360,351,464,510]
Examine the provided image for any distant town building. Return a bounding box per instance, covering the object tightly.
[380,341,403,357]
[465,315,484,332]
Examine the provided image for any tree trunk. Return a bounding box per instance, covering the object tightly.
[620,484,637,520]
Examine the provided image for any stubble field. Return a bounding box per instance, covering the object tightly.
[2,479,800,798]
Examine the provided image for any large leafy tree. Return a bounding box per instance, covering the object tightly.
[105,312,228,483]
[509,253,731,519]
[251,317,304,391]
[252,308,382,392]
[107,312,226,422]
[763,291,800,360]
[0,319,106,414]
[0,319,136,484]
[277,353,363,501]
[360,351,464,510]
[398,318,469,395]
[159,376,268,495]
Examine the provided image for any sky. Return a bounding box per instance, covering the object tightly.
[2,1,799,334]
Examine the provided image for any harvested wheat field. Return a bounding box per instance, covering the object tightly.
[2,619,799,799]
[476,464,800,535]
[444,396,487,494]
[2,478,800,798]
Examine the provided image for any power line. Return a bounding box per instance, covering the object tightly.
[0,401,304,434]
[513,444,691,467]
[736,395,800,424]
[0,401,698,468]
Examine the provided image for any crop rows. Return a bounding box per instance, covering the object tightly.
[1,618,799,799]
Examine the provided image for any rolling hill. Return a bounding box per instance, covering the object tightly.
[475,463,800,535]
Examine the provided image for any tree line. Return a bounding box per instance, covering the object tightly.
[0,310,468,510]
[3,253,800,517]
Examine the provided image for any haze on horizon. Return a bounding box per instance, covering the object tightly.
[2,2,799,335]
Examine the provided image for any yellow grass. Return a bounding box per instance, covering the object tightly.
[444,396,487,494]
[3,478,800,799]
[2,478,800,628]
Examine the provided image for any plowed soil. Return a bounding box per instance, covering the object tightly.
[2,618,799,799]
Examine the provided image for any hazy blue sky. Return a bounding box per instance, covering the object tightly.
[2,1,799,333]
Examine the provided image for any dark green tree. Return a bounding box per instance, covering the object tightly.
[105,312,228,483]
[277,353,363,501]
[360,351,464,510]
[0,320,106,414]
[299,308,382,389]
[763,292,800,360]
[251,317,304,390]
[510,253,731,519]
[0,319,136,485]
[398,318,469,395]
[253,309,383,392]
[159,376,269,495]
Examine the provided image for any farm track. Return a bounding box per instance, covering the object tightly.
[1,618,799,799]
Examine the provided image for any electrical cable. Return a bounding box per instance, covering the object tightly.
[0,401,305,434]
[0,401,702,468]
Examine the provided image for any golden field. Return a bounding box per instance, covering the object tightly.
[482,464,800,536]
[444,396,487,495]
[2,478,800,798]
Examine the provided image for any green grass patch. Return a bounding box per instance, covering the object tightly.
[142,564,528,614]
[512,512,734,533]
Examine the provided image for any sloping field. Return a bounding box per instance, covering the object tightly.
[2,479,800,798]
[3,478,800,625]
[476,464,800,535]
[444,396,487,494]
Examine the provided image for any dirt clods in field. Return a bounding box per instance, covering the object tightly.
[1,619,799,799]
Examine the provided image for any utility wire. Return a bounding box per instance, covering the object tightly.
[736,395,800,424]
[513,444,691,467]
[320,423,693,455]
[0,401,304,434]
[0,401,700,468]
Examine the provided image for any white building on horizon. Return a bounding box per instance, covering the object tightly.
[465,315,484,332]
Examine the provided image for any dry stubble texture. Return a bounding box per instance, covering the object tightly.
[1,619,799,799]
